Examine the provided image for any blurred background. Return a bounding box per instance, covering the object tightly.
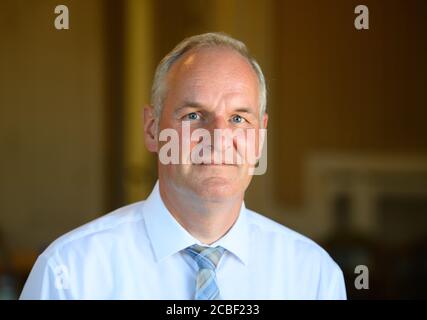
[0,0,426,299]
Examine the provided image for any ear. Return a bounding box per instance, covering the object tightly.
[257,112,268,160]
[143,105,158,153]
[262,112,268,129]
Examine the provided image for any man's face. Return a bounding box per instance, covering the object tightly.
[152,47,267,201]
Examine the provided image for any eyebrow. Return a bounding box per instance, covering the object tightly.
[173,101,204,115]
[233,108,255,115]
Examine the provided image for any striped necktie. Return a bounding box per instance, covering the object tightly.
[185,244,225,300]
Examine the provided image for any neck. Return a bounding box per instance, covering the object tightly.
[159,181,243,245]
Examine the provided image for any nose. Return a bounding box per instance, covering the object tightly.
[207,115,228,132]
[204,116,235,154]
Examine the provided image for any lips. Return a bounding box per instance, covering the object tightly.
[194,162,237,166]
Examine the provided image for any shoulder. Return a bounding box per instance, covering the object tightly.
[245,208,341,270]
[245,208,346,298]
[20,201,150,299]
[40,201,146,261]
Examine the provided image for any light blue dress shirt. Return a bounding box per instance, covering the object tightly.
[20,181,346,299]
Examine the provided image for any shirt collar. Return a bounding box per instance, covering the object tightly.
[143,180,249,265]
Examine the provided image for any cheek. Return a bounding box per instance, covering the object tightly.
[179,129,197,149]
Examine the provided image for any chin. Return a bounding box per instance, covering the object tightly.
[190,176,239,201]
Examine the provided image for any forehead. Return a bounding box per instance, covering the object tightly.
[165,47,259,103]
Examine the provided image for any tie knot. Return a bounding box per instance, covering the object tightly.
[185,244,225,270]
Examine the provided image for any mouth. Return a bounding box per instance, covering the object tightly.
[194,162,237,166]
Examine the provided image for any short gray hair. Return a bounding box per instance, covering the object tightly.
[150,32,267,120]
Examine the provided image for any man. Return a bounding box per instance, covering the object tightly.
[20,33,346,299]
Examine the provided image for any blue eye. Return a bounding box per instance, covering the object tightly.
[186,112,200,121]
[231,115,245,123]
